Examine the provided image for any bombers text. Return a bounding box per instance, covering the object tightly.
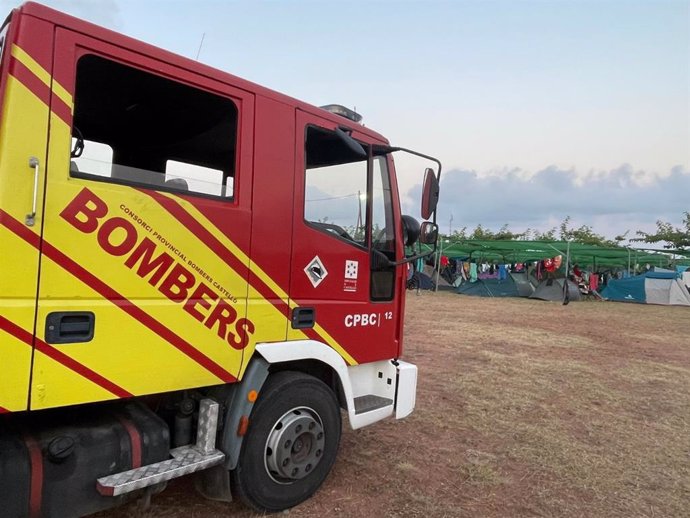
[60,188,255,350]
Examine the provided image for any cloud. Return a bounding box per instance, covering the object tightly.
[1,1,122,29]
[404,164,690,240]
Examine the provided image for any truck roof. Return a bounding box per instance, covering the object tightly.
[15,1,389,143]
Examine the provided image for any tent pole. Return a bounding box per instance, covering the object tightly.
[434,238,443,293]
[563,240,572,304]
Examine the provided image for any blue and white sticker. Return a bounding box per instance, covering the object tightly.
[344,260,358,292]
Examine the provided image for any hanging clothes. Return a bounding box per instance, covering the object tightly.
[469,263,478,282]
[498,264,507,281]
[589,273,599,292]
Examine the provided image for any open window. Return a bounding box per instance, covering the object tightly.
[304,126,369,247]
[303,126,397,301]
[70,54,237,199]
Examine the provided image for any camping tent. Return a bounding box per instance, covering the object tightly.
[456,272,536,298]
[601,271,690,306]
[422,265,452,289]
[457,277,520,297]
[529,278,582,302]
[407,272,435,290]
[510,272,536,297]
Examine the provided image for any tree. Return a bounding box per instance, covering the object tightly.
[469,223,494,240]
[558,216,626,247]
[451,226,468,241]
[494,223,527,241]
[533,227,557,240]
[632,212,690,251]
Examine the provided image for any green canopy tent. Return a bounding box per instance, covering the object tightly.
[431,240,674,271]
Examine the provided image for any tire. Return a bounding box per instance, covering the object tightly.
[230,371,342,512]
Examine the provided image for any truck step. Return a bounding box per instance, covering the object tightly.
[97,399,224,497]
[354,395,393,415]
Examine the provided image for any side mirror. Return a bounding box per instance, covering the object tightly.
[421,168,439,220]
[334,126,367,158]
[419,222,438,245]
[401,215,421,247]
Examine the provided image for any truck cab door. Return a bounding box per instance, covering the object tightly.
[0,15,53,412]
[30,28,254,410]
[289,110,404,364]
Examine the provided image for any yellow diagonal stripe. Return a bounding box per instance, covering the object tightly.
[159,192,358,365]
[11,44,73,109]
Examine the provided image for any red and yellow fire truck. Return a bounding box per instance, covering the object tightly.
[0,2,441,516]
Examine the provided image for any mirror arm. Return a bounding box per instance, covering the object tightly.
[372,246,436,269]
[390,249,435,266]
[373,145,442,184]
[373,144,442,223]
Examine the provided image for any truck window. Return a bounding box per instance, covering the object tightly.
[69,139,113,178]
[165,160,231,197]
[371,156,395,254]
[70,54,238,199]
[370,155,397,301]
[304,126,368,247]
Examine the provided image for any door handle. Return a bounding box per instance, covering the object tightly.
[25,156,39,226]
[45,312,96,344]
[291,307,315,329]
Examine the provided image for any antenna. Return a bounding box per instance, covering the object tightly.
[195,33,206,61]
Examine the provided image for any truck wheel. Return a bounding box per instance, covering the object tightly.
[230,371,342,512]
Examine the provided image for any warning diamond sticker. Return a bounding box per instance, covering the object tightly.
[304,256,328,288]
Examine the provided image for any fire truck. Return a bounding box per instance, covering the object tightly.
[0,2,441,516]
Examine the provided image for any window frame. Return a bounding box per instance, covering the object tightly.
[68,51,241,203]
[302,124,372,251]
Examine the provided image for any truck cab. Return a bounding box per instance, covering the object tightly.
[0,3,440,516]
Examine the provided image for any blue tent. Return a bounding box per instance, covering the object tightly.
[601,271,690,306]
[457,277,520,297]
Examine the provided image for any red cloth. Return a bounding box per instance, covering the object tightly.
[440,256,449,267]
[544,258,556,272]
[589,274,599,291]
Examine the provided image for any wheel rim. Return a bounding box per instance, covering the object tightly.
[264,406,326,484]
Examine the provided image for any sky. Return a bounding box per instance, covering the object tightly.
[5,0,688,242]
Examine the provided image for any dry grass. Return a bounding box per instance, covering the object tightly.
[98,292,690,518]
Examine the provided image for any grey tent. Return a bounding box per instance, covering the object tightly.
[529,278,582,302]
[422,265,452,289]
[510,272,536,297]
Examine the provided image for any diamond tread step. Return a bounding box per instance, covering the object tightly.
[97,446,224,496]
[97,398,223,497]
[354,394,393,415]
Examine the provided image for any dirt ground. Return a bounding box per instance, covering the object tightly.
[99,292,690,518]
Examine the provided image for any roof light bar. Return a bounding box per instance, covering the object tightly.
[319,104,363,124]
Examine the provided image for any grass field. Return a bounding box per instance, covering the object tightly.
[99,292,690,517]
